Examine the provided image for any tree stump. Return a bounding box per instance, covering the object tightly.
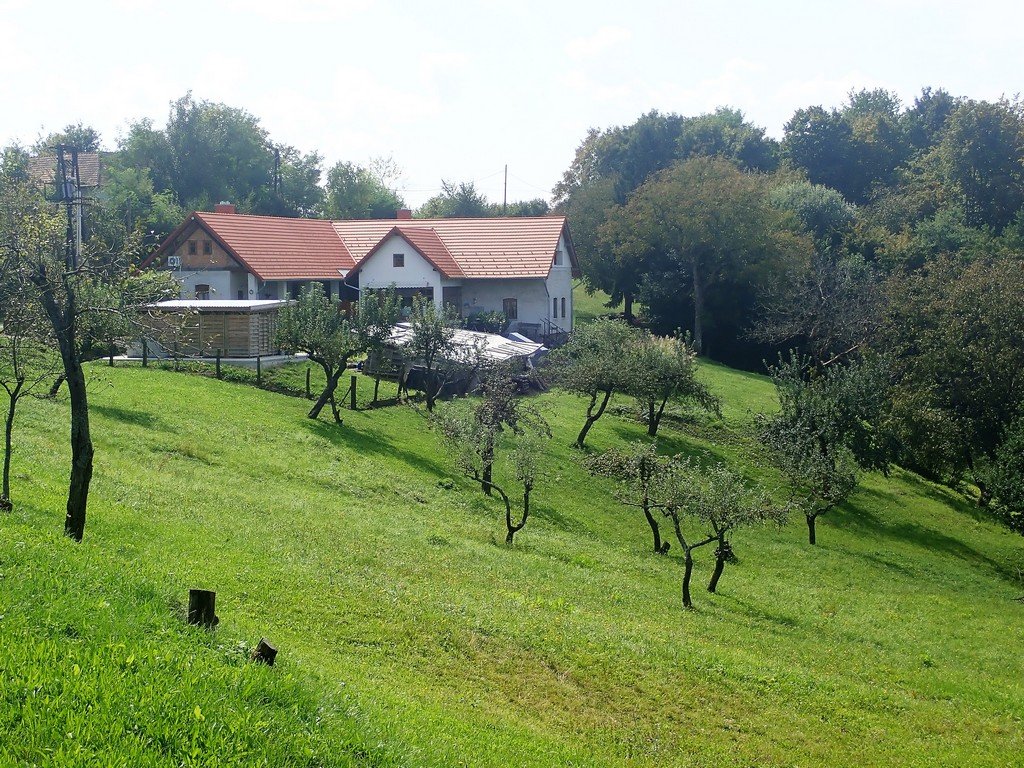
[187,589,218,628]
[251,637,278,666]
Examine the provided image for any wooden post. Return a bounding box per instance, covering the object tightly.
[256,355,262,386]
[251,637,278,666]
[350,375,357,410]
[216,349,222,379]
[187,589,218,628]
[305,367,311,399]
[142,339,148,368]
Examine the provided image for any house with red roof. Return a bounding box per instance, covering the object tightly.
[144,205,579,340]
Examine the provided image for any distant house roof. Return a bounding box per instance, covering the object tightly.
[144,210,579,282]
[148,299,291,313]
[26,152,103,189]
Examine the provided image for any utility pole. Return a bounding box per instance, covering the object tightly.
[54,144,82,271]
[503,164,508,216]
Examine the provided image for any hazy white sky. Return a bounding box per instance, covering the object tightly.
[2,0,1021,208]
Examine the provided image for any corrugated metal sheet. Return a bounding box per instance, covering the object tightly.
[387,322,546,361]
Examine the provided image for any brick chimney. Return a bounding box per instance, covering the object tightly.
[214,201,236,214]
[396,208,412,220]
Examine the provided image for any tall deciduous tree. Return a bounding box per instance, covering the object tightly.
[324,160,405,219]
[616,156,807,353]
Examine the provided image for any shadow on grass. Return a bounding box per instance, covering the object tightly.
[93,404,171,431]
[301,416,450,480]
[832,489,1017,583]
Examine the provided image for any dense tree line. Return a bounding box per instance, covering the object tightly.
[556,88,1024,533]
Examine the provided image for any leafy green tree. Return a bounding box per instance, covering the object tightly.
[0,181,177,540]
[656,459,788,605]
[418,181,489,218]
[758,355,891,545]
[544,319,645,447]
[324,160,405,219]
[987,414,1024,533]
[627,334,719,437]
[0,260,60,510]
[675,107,779,172]
[617,156,808,353]
[938,98,1024,231]
[770,181,856,253]
[276,286,400,422]
[884,255,1024,496]
[403,295,464,412]
[584,441,673,554]
[434,368,549,544]
[32,123,102,153]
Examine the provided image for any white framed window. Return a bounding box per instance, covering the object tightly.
[393,253,405,267]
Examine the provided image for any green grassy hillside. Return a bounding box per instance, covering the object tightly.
[1,357,1022,766]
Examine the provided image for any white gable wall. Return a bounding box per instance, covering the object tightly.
[358,233,442,300]
[546,233,574,331]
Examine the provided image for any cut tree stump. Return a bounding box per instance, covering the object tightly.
[187,589,218,628]
[251,637,278,666]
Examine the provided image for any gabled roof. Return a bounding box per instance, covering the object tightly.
[143,211,356,281]
[336,217,576,279]
[145,211,578,282]
[352,225,465,278]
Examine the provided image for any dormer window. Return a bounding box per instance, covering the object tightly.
[393,253,405,267]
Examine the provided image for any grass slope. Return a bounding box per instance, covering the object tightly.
[1,358,1022,767]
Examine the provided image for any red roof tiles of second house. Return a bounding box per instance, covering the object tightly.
[334,217,567,278]
[195,211,355,281]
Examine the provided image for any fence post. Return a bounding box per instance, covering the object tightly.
[350,375,357,410]
[256,355,262,386]
[216,349,222,380]
[305,367,311,399]
[142,339,148,368]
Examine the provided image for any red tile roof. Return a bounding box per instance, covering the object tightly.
[194,212,355,280]
[146,212,576,282]
[336,217,571,278]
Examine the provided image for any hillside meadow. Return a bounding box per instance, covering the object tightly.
[1,347,1023,766]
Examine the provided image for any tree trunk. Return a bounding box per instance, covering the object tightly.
[708,534,726,593]
[64,356,93,542]
[373,376,381,406]
[506,483,530,545]
[807,513,817,545]
[623,293,634,324]
[309,365,342,420]
[47,374,65,398]
[647,400,657,437]
[643,505,666,554]
[692,261,704,354]
[977,481,993,507]
[682,549,694,609]
[1,384,19,510]
[576,388,612,448]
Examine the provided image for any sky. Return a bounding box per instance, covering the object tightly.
[2,0,1022,208]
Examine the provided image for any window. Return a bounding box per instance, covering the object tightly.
[187,240,197,256]
[195,283,210,300]
[503,298,518,319]
[554,248,563,266]
[553,297,558,317]
[203,240,213,256]
[393,253,405,268]
[561,297,566,318]
[237,289,244,300]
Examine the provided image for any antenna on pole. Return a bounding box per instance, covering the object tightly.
[503,164,507,216]
[54,144,82,271]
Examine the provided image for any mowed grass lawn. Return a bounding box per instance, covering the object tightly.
[1,354,1023,766]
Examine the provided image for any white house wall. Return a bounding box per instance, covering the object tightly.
[175,269,234,300]
[546,233,574,330]
[358,234,442,300]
